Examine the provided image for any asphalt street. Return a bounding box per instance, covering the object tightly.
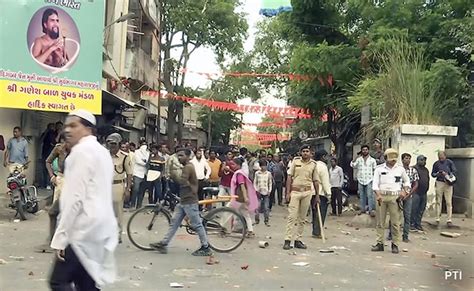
[0,203,473,291]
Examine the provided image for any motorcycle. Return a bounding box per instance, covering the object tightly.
[6,163,38,220]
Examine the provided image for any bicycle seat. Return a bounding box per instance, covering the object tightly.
[203,187,219,193]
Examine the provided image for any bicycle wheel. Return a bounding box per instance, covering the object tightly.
[203,207,247,253]
[127,205,171,251]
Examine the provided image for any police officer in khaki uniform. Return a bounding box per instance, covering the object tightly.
[283,145,319,250]
[106,133,132,243]
[372,148,410,254]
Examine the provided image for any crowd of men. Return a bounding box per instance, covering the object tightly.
[0,110,459,290]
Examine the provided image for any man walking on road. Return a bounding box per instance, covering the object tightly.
[432,151,457,226]
[351,145,377,216]
[371,148,410,254]
[283,145,319,250]
[411,155,429,231]
[312,150,332,239]
[329,158,344,216]
[49,110,118,290]
[150,148,212,256]
[107,133,132,244]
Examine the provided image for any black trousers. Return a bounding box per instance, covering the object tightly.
[274,181,284,205]
[312,196,329,236]
[197,179,207,210]
[330,187,343,215]
[49,246,99,291]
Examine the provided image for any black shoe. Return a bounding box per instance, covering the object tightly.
[255,220,260,225]
[371,243,384,252]
[402,237,410,243]
[283,240,291,250]
[150,242,168,254]
[416,226,424,232]
[387,235,392,241]
[118,236,122,244]
[391,244,399,254]
[294,240,307,249]
[192,246,213,256]
[264,221,270,227]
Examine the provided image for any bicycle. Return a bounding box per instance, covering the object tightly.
[127,190,247,253]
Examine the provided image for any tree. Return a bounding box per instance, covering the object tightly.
[159,0,247,146]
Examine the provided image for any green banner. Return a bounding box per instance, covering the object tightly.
[0,0,104,114]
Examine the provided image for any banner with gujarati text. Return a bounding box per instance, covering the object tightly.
[0,0,103,114]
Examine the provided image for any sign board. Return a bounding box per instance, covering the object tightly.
[0,0,104,114]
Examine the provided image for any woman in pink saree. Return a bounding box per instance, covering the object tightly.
[229,158,258,237]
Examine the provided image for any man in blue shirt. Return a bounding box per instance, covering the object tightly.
[3,126,29,173]
[431,151,457,226]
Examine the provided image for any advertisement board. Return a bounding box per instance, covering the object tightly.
[0,0,104,114]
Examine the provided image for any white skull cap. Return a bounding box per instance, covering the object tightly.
[68,109,96,126]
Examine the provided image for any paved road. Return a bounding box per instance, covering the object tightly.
[0,204,473,291]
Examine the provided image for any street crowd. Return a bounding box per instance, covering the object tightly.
[1,109,458,290]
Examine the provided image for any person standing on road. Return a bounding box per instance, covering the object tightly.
[350,145,377,216]
[3,126,29,173]
[49,110,118,290]
[165,146,184,196]
[253,160,272,226]
[283,145,319,250]
[130,139,149,209]
[272,154,286,206]
[388,153,419,242]
[106,133,132,244]
[371,148,410,254]
[329,158,344,216]
[191,149,211,208]
[411,155,429,231]
[218,150,235,197]
[150,148,212,256]
[400,153,419,242]
[372,138,385,165]
[207,150,222,188]
[431,151,457,227]
[312,150,332,239]
[229,157,258,237]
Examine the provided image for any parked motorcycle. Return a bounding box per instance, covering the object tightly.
[6,163,38,220]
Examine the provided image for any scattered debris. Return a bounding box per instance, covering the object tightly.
[462,251,467,254]
[13,219,20,223]
[433,263,450,269]
[292,262,309,267]
[265,269,271,272]
[206,255,219,265]
[440,232,461,238]
[265,236,272,239]
[431,254,436,259]
[0,259,7,265]
[319,249,335,253]
[170,282,184,288]
[355,227,360,230]
[313,272,322,275]
[376,256,382,259]
[273,266,279,269]
[241,265,249,270]
[28,271,34,276]
[340,231,351,235]
[288,251,297,256]
[402,249,408,252]
[133,265,149,271]
[8,256,24,261]
[259,241,269,248]
[233,285,240,288]
[329,246,350,251]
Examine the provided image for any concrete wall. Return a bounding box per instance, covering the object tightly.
[391,124,458,216]
[446,148,474,218]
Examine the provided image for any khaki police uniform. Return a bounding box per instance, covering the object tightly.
[373,163,410,246]
[112,151,132,236]
[285,157,319,241]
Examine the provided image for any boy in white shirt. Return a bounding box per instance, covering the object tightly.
[253,160,273,226]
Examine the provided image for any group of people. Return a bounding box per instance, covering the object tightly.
[0,111,460,289]
[349,141,457,254]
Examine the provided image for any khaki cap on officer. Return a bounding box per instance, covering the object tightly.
[384,148,398,162]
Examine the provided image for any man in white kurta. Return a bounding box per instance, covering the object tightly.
[50,110,118,290]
